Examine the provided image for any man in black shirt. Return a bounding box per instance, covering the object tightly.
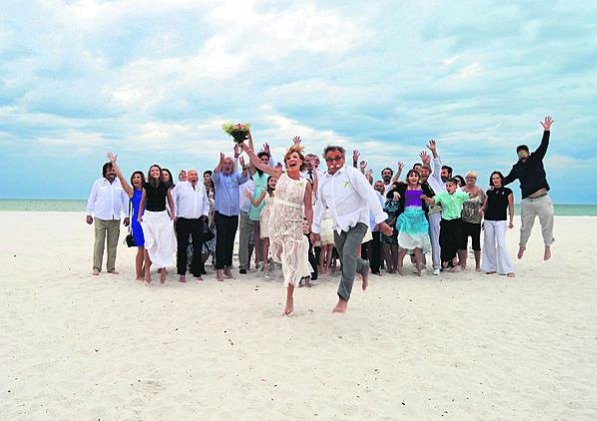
[503,116,555,261]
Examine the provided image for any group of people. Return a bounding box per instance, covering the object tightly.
[86,116,555,314]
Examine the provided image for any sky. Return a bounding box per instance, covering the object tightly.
[1,0,595,203]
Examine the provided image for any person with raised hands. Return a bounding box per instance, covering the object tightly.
[106,152,145,280]
[240,133,313,316]
[213,148,249,281]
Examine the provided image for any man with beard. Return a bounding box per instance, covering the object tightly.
[311,146,393,313]
[86,161,130,275]
[381,163,404,195]
[503,116,555,261]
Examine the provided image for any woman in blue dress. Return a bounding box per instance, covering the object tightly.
[107,153,146,280]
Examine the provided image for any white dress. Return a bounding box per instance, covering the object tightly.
[268,173,313,285]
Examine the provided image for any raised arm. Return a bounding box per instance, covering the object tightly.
[239,141,281,178]
[534,116,553,160]
[107,152,134,198]
[352,149,360,168]
[390,162,404,184]
[214,152,225,173]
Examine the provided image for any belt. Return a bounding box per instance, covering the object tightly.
[273,197,302,209]
[524,193,548,201]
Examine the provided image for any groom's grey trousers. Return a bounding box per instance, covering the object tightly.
[333,222,369,301]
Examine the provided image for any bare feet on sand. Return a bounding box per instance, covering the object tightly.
[544,246,551,261]
[517,246,526,259]
[284,299,294,315]
[159,268,167,283]
[195,275,203,282]
[179,275,187,283]
[332,299,348,313]
[108,270,119,275]
[507,273,516,278]
[223,267,234,279]
[216,269,224,282]
[92,269,100,276]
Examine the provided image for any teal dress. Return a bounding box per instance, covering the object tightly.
[249,171,269,221]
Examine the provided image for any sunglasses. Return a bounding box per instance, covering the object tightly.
[325,156,344,163]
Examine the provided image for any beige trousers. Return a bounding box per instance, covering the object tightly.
[520,195,555,247]
[93,218,121,272]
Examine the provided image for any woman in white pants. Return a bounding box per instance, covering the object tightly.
[481,171,515,277]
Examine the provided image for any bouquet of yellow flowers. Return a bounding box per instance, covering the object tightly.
[222,122,251,144]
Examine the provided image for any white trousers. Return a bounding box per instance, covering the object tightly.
[520,195,555,247]
[482,220,514,275]
[428,212,441,270]
[142,210,176,268]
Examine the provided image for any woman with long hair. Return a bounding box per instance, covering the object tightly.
[240,134,313,315]
[138,164,176,284]
[201,170,216,267]
[480,171,515,277]
[106,153,146,280]
[245,175,277,276]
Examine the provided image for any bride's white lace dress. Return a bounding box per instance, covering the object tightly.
[268,173,313,285]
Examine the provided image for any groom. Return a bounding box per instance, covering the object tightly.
[311,146,394,313]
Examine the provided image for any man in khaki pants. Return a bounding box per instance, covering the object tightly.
[504,116,555,261]
[86,161,130,275]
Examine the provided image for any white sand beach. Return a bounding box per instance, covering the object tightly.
[1,212,596,419]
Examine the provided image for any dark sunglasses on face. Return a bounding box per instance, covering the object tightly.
[325,156,343,163]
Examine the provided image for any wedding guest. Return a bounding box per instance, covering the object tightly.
[425,140,447,275]
[162,168,175,189]
[213,151,249,281]
[178,170,187,182]
[86,159,130,276]
[422,179,470,272]
[503,116,555,261]
[246,175,278,276]
[106,153,145,280]
[311,146,393,313]
[138,164,176,284]
[238,176,255,274]
[481,171,515,277]
[172,169,210,282]
[454,175,465,188]
[459,171,486,271]
[202,170,216,266]
[248,150,271,271]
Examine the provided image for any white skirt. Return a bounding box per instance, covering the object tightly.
[141,210,176,268]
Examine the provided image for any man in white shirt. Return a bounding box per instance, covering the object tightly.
[86,161,130,275]
[311,146,394,313]
[172,169,211,282]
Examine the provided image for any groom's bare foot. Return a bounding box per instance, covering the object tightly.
[517,246,526,259]
[544,246,551,261]
[332,299,348,313]
[361,268,369,291]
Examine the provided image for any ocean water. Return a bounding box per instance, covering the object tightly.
[1,199,596,216]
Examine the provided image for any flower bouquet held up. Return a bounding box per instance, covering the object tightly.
[222,122,251,144]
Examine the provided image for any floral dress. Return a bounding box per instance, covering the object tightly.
[268,173,313,285]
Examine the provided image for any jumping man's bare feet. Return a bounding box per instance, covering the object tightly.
[179,275,187,283]
[332,299,348,313]
[517,246,526,259]
[544,246,551,261]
